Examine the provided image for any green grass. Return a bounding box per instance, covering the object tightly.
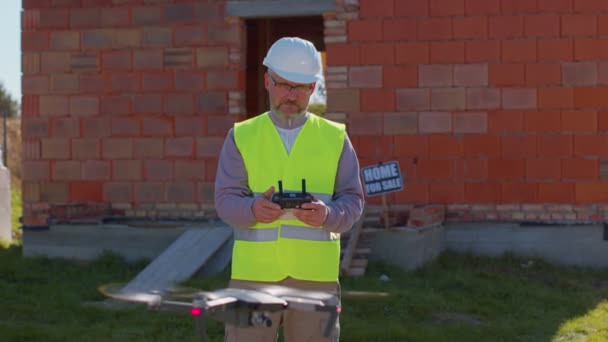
[0,246,607,342]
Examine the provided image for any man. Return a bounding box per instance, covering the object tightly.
[214,37,364,342]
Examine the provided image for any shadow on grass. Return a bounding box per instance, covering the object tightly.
[0,244,607,342]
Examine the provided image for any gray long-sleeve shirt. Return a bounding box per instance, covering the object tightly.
[214,111,364,234]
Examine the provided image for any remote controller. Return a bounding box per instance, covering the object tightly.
[271,179,313,209]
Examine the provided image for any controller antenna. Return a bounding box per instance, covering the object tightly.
[278,180,283,195]
[301,179,306,194]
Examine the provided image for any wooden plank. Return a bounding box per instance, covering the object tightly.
[340,206,367,276]
[121,225,232,293]
[226,0,334,18]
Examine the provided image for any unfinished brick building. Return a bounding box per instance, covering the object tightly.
[20,0,608,233]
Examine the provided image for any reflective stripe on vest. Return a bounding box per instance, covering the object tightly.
[232,112,345,282]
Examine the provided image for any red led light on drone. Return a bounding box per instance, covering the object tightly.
[190,307,202,316]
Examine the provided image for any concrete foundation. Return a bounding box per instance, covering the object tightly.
[368,224,446,271]
[445,222,608,268]
[0,165,11,244]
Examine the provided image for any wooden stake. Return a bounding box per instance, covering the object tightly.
[381,193,390,229]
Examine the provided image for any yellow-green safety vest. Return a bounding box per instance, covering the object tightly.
[232,112,345,282]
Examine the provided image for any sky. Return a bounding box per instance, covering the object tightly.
[0,2,21,102]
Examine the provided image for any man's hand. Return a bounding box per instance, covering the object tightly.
[293,199,328,227]
[252,186,284,223]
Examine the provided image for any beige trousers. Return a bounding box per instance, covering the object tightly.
[224,278,340,342]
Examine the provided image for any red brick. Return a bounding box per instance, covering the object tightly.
[395,42,429,64]
[197,137,224,157]
[538,87,574,109]
[101,7,130,27]
[488,158,525,180]
[419,64,453,87]
[50,74,78,93]
[79,74,107,93]
[502,88,537,109]
[429,135,464,157]
[465,0,500,15]
[467,88,500,110]
[52,161,81,180]
[166,182,196,203]
[134,94,163,114]
[429,183,465,203]
[431,88,465,111]
[175,71,205,91]
[326,89,360,113]
[207,22,240,46]
[489,15,523,38]
[466,40,501,63]
[22,182,40,202]
[50,31,79,50]
[165,137,194,158]
[23,161,50,181]
[142,72,173,91]
[175,26,206,46]
[539,183,574,203]
[453,16,487,39]
[382,19,417,41]
[165,94,194,115]
[133,49,163,70]
[81,118,110,138]
[562,158,597,180]
[112,160,142,181]
[526,158,561,180]
[430,0,464,16]
[454,64,488,87]
[22,53,40,74]
[360,89,395,112]
[72,139,100,160]
[418,18,452,40]
[349,20,383,42]
[133,138,164,158]
[102,138,133,159]
[143,160,173,181]
[111,118,140,136]
[394,181,429,204]
[50,117,79,137]
[40,95,69,116]
[102,50,132,71]
[538,0,572,13]
[39,8,69,29]
[360,0,394,17]
[464,135,500,157]
[489,111,524,133]
[349,66,382,88]
[134,182,164,203]
[133,6,162,26]
[524,14,560,37]
[430,41,465,64]
[142,117,172,137]
[110,73,140,93]
[383,66,417,88]
[384,112,418,135]
[538,39,573,61]
[82,30,113,49]
[70,96,100,116]
[175,160,206,181]
[196,46,228,67]
[360,43,394,65]
[574,38,603,61]
[394,136,429,157]
[41,52,71,72]
[395,0,429,16]
[562,14,597,36]
[347,113,384,136]
[525,63,561,86]
[100,96,131,116]
[69,181,103,202]
[561,110,597,132]
[416,159,453,180]
[71,52,99,72]
[562,62,597,86]
[500,182,537,202]
[419,112,451,133]
[22,31,50,52]
[198,181,216,202]
[352,135,393,158]
[207,70,240,90]
[537,135,573,157]
[70,8,101,28]
[23,118,49,139]
[501,135,537,157]
[501,0,538,13]
[465,183,500,202]
[453,112,488,133]
[574,86,608,108]
[23,75,50,95]
[524,110,561,132]
[207,116,234,136]
[502,40,537,62]
[103,182,132,202]
[574,135,608,157]
[175,117,205,136]
[489,63,525,86]
[143,27,173,48]
[453,159,488,180]
[42,138,70,159]
[40,182,69,204]
[326,44,360,66]
[599,111,608,130]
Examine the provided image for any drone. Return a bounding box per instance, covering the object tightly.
[99,283,383,342]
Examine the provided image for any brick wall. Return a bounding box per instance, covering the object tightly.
[326,0,608,223]
[21,0,245,227]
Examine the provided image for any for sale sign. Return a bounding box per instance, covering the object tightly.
[361,161,404,197]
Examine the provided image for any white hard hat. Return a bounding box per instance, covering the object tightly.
[263,37,323,84]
